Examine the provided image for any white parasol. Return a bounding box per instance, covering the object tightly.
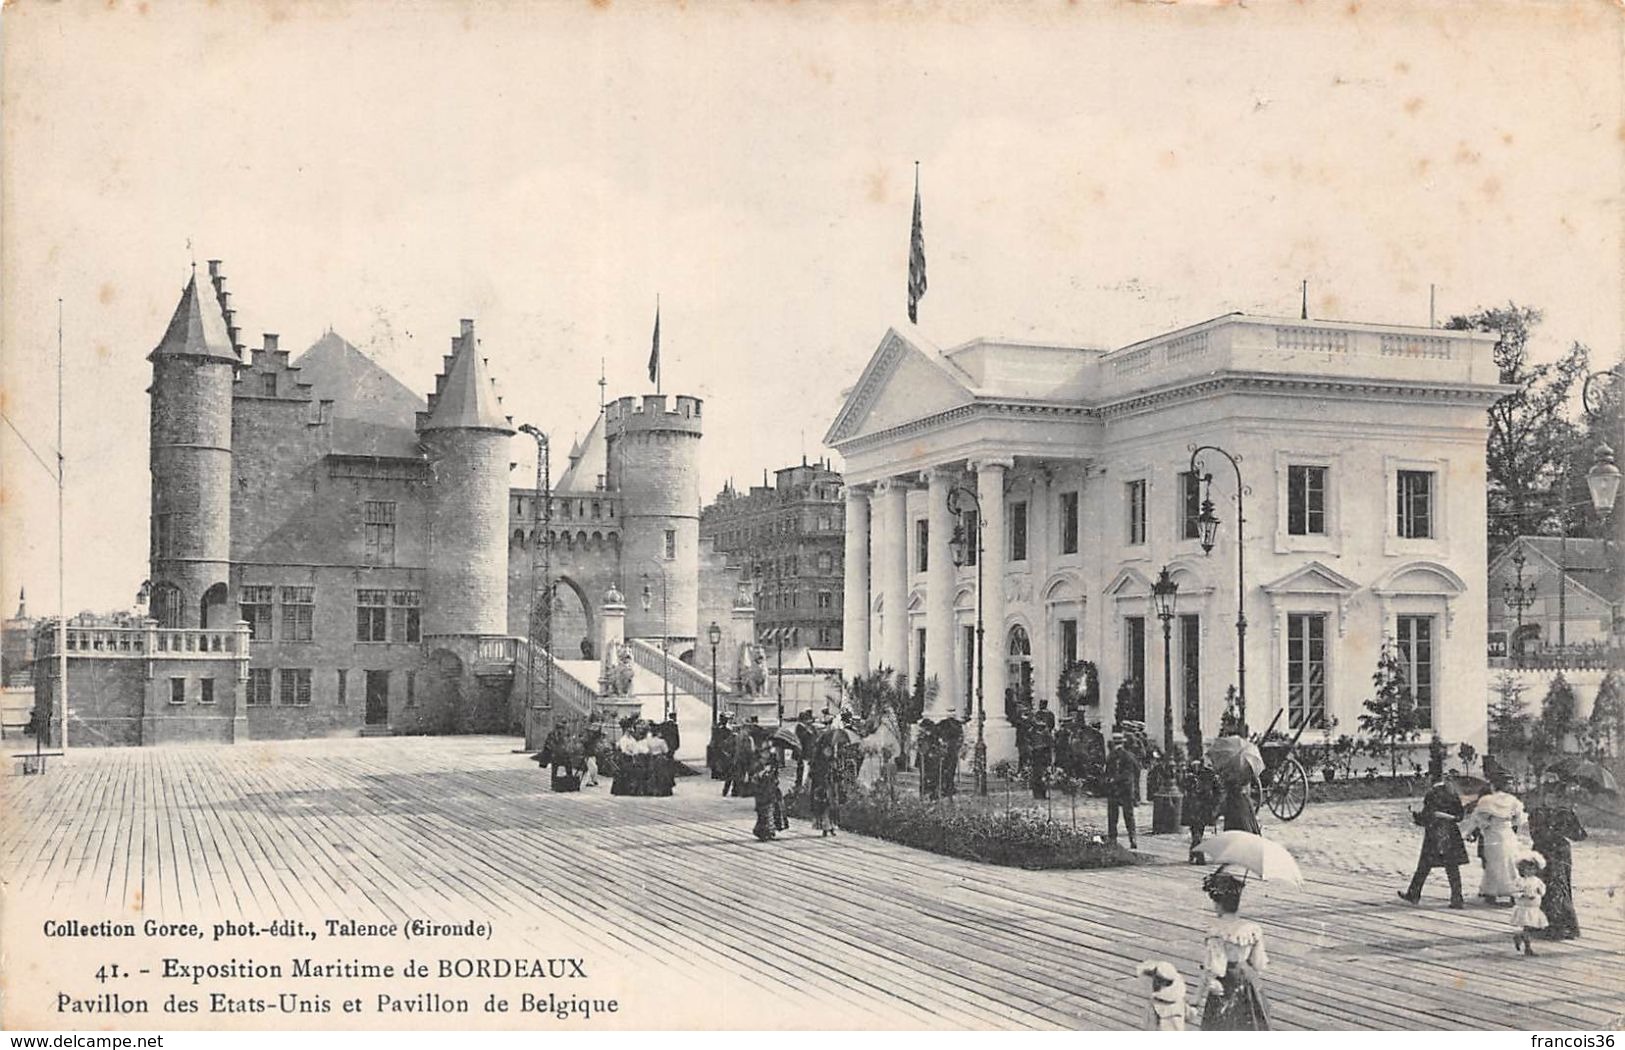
[1201,831,1305,886]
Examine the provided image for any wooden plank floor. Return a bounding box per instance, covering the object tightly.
[3,736,1622,1031]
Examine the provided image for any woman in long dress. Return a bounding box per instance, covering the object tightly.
[1218,767,1262,835]
[1530,806,1585,939]
[809,736,839,837]
[1460,788,1527,903]
[610,723,639,796]
[646,728,674,797]
[1198,871,1271,1030]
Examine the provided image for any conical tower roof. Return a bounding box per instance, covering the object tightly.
[421,320,514,433]
[150,272,238,363]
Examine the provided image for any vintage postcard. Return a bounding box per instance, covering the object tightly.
[2,0,1622,1037]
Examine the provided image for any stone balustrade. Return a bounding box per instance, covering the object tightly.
[38,622,249,660]
[626,637,733,699]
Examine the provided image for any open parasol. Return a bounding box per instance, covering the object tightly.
[1545,756,1619,796]
[769,724,804,753]
[1451,774,1492,802]
[1208,735,1264,782]
[1201,831,1305,886]
[820,726,860,748]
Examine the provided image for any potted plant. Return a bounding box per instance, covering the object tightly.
[1318,717,1340,782]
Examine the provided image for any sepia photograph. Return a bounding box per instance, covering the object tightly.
[1,0,1622,1038]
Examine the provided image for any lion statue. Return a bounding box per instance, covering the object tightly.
[737,642,768,696]
[601,641,635,696]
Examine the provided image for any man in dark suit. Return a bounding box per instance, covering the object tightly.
[1104,732,1141,849]
[1399,776,1468,908]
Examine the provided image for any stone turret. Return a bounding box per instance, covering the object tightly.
[418,319,515,638]
[605,393,703,647]
[147,263,240,628]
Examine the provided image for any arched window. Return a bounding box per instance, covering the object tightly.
[152,583,183,629]
[1006,625,1033,711]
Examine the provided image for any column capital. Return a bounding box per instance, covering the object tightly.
[874,476,916,495]
[927,463,964,481]
[843,484,874,502]
[969,456,1016,474]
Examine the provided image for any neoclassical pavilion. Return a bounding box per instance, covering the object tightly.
[826,313,1508,761]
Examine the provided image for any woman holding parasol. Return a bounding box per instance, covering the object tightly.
[1191,831,1299,1030]
[1208,735,1263,835]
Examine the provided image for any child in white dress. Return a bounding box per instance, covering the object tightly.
[1510,852,1548,956]
[1135,960,1189,1031]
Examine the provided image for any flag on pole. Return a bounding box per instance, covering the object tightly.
[908,164,927,324]
[648,298,661,391]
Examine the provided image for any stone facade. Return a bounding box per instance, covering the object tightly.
[827,315,1508,762]
[700,459,846,650]
[40,260,748,746]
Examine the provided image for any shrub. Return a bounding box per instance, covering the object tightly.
[1114,677,1144,725]
[1488,673,1531,754]
[1584,671,1624,759]
[787,786,1134,870]
[1358,641,1420,778]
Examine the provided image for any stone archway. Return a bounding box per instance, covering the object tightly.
[547,576,595,659]
[200,582,231,630]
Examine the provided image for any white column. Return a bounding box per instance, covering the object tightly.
[842,486,871,681]
[974,458,1015,762]
[925,466,958,718]
[875,478,910,677]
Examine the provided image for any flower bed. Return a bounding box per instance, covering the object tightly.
[785,786,1136,870]
[1308,775,1426,803]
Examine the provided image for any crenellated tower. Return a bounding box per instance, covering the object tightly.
[606,393,702,647]
[418,319,515,639]
[147,262,242,628]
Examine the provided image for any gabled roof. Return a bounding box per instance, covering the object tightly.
[150,273,238,363]
[292,331,426,459]
[823,325,976,447]
[554,412,608,493]
[421,321,514,434]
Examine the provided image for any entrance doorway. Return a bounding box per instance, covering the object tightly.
[364,671,390,727]
[1007,625,1033,713]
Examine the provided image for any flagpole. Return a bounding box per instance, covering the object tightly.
[57,298,67,753]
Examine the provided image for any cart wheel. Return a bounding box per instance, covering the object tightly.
[1266,759,1309,821]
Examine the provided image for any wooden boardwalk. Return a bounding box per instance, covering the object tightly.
[3,736,1622,1030]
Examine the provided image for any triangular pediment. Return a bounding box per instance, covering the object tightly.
[824,327,975,446]
[1262,560,1360,595]
[1105,567,1153,597]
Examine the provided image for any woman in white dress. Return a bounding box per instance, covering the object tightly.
[1197,871,1271,1030]
[1459,787,1527,903]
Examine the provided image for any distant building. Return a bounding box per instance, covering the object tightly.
[1488,536,1622,661]
[34,260,750,747]
[827,315,1507,760]
[2,590,35,688]
[701,459,845,650]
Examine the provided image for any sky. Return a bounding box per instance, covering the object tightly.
[2,0,1621,616]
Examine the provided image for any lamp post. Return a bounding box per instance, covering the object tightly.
[707,620,722,727]
[1151,565,1180,755]
[517,424,552,751]
[1583,365,1622,641]
[1503,548,1536,667]
[947,483,987,796]
[775,629,785,723]
[1190,445,1250,734]
[639,565,670,721]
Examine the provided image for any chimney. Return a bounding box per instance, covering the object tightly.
[460,319,475,339]
[207,260,221,279]
[263,333,279,353]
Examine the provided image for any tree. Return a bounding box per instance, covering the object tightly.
[1358,642,1420,777]
[1114,677,1143,726]
[1487,672,1531,755]
[1583,671,1624,759]
[843,666,931,768]
[1444,305,1591,555]
[1536,673,1578,754]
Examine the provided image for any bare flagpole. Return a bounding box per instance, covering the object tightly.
[57,298,67,753]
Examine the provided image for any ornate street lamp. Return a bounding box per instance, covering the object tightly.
[1190,444,1250,735]
[1502,548,1537,668]
[1583,365,1622,640]
[640,567,670,721]
[707,620,722,727]
[1588,442,1621,517]
[1151,565,1180,754]
[947,483,987,796]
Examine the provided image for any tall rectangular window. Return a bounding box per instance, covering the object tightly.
[390,590,422,643]
[915,519,929,573]
[1124,617,1147,712]
[1288,465,1328,536]
[664,528,676,560]
[240,586,274,641]
[1287,613,1328,729]
[1397,470,1434,539]
[337,669,348,706]
[279,668,312,706]
[1060,618,1078,667]
[914,628,927,694]
[363,501,397,566]
[406,671,418,707]
[1059,491,1079,554]
[280,586,314,642]
[962,624,976,712]
[356,589,389,642]
[1180,471,1202,540]
[1127,480,1147,545]
[1397,615,1435,730]
[247,668,273,706]
[199,678,216,705]
[169,677,186,705]
[1180,614,1201,731]
[1009,501,1028,562]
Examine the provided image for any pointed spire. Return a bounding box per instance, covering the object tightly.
[15,587,25,619]
[150,273,238,362]
[421,319,514,433]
